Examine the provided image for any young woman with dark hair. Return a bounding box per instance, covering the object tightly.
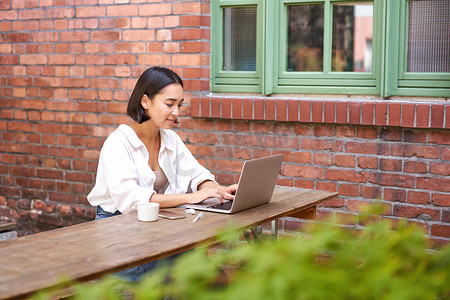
[87,67,237,281]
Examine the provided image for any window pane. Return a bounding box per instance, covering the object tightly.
[407,0,450,72]
[332,2,373,72]
[287,4,324,72]
[223,6,257,71]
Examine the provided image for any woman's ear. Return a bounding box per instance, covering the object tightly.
[141,94,150,109]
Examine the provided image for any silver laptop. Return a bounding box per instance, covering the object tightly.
[185,155,283,214]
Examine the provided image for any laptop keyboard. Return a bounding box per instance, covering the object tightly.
[209,201,233,211]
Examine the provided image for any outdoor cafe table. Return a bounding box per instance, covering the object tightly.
[0,186,337,299]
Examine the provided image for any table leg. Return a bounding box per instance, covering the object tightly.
[271,220,279,240]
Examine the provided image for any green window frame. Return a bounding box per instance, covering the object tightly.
[211,0,450,97]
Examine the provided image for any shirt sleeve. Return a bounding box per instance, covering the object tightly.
[99,136,155,214]
[173,134,217,193]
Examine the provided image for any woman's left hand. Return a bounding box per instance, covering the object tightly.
[218,184,238,201]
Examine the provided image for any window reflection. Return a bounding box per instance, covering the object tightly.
[332,3,373,72]
[287,4,324,72]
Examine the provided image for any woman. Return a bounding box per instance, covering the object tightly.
[87,66,237,280]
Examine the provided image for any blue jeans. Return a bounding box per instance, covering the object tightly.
[95,206,181,282]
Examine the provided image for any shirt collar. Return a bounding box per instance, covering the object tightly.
[159,129,176,152]
[118,124,143,148]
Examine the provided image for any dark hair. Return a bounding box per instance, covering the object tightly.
[127,66,183,123]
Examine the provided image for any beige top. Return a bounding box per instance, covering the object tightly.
[153,170,169,194]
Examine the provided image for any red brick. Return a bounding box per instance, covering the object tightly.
[430,104,444,128]
[404,161,427,174]
[316,181,337,192]
[172,28,202,40]
[323,101,335,123]
[173,2,201,14]
[338,184,359,197]
[313,125,333,137]
[431,224,450,239]
[429,131,450,145]
[301,138,342,151]
[446,106,450,129]
[361,185,381,199]
[357,127,378,139]
[76,6,106,17]
[393,205,440,221]
[180,15,208,27]
[375,102,387,126]
[432,193,449,207]
[404,129,426,143]
[231,98,242,119]
[369,172,415,188]
[61,31,89,42]
[362,102,374,125]
[253,99,264,120]
[282,164,323,179]
[20,54,47,65]
[261,136,299,149]
[222,134,258,147]
[417,177,450,193]
[288,100,299,122]
[221,98,231,119]
[334,155,355,167]
[380,158,402,172]
[47,7,75,18]
[276,100,287,121]
[388,103,401,126]
[336,101,348,123]
[325,169,368,183]
[349,102,361,124]
[107,5,138,17]
[416,104,430,128]
[200,98,209,117]
[391,144,439,159]
[407,190,430,205]
[313,153,332,165]
[311,101,323,123]
[105,54,136,65]
[207,159,243,173]
[265,99,276,120]
[430,162,450,176]
[242,99,252,119]
[299,100,310,122]
[211,98,220,118]
[292,151,312,163]
[401,103,415,128]
[6,33,31,42]
[441,147,450,161]
[346,141,388,155]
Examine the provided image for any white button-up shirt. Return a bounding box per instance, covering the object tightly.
[87,124,216,214]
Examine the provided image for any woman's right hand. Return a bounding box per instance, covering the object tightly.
[185,188,223,204]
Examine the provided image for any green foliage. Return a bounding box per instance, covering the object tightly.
[35,213,450,300]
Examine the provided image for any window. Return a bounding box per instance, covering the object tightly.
[211,0,450,97]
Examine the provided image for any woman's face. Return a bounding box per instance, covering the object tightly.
[142,83,184,129]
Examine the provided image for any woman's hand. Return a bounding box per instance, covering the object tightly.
[218,184,238,201]
[196,180,238,203]
[185,188,223,204]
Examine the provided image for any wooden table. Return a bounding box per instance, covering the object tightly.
[0,186,337,299]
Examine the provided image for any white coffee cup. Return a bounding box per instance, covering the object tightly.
[137,202,160,222]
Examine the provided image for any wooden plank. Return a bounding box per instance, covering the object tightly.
[288,206,316,220]
[0,186,337,299]
[0,222,16,232]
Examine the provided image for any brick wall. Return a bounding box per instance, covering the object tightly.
[0,1,449,245]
